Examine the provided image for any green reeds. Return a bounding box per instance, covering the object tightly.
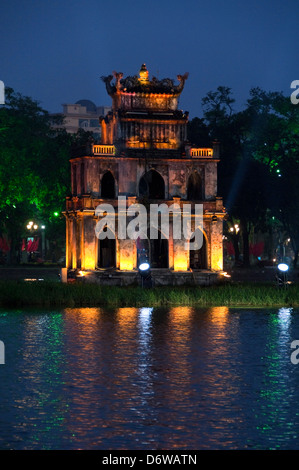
[0,280,298,308]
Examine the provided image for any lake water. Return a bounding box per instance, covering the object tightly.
[0,306,299,450]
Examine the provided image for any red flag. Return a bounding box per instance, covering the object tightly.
[32,238,39,252]
[1,238,10,252]
[226,241,235,255]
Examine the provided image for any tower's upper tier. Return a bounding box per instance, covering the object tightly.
[101,64,189,112]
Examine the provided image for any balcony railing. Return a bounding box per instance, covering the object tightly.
[190,148,213,157]
[93,145,115,155]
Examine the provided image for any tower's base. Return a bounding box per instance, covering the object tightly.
[66,268,225,286]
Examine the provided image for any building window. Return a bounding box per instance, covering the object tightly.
[187,172,203,200]
[101,171,115,199]
[79,119,89,128]
[90,119,100,128]
[139,170,165,199]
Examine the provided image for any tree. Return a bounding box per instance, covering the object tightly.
[0,87,87,263]
[200,86,276,266]
[245,88,299,267]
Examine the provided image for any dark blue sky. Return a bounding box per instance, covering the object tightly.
[1,0,298,118]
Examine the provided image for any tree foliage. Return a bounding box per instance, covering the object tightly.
[0,87,90,262]
[189,85,299,267]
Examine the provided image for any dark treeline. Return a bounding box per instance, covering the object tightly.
[188,86,299,268]
[0,87,93,263]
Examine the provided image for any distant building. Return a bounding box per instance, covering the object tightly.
[54,99,111,140]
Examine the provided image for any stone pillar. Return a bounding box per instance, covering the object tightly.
[83,216,96,270]
[173,239,188,271]
[65,217,72,269]
[210,218,223,271]
[71,217,77,269]
[119,239,136,271]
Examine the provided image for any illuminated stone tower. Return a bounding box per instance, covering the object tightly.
[64,64,226,285]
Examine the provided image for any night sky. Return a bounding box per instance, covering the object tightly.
[1,0,298,118]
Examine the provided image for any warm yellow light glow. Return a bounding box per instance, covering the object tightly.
[116,308,138,332]
[169,306,193,321]
[138,64,149,84]
[209,306,229,326]
[190,148,213,157]
[33,224,38,230]
[78,270,91,277]
[173,256,188,272]
[93,144,115,155]
[64,308,101,325]
[84,254,96,270]
[119,259,134,271]
[211,254,223,271]
[220,271,231,278]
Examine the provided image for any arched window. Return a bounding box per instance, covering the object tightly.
[101,171,115,199]
[187,172,203,200]
[139,170,165,199]
[189,229,207,269]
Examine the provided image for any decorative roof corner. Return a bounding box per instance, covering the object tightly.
[101,65,189,96]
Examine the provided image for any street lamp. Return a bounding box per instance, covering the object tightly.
[26,221,38,232]
[26,221,39,262]
[41,225,46,260]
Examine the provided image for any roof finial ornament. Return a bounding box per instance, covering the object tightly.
[139,63,149,84]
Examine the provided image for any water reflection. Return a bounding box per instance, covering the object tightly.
[1,306,299,449]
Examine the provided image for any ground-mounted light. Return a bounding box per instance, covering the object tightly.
[276,263,289,289]
[278,263,289,272]
[139,262,150,272]
[138,259,152,288]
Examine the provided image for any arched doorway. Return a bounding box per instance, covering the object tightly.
[139,169,165,199]
[189,229,207,269]
[101,171,115,198]
[150,230,168,268]
[97,228,116,268]
[187,172,203,200]
[136,230,168,268]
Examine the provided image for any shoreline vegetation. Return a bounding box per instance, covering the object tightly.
[0,280,298,309]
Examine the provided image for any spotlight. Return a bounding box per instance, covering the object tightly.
[138,259,152,288]
[278,263,289,272]
[276,263,289,289]
[139,262,150,272]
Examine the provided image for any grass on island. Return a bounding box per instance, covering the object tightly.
[0,280,298,308]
